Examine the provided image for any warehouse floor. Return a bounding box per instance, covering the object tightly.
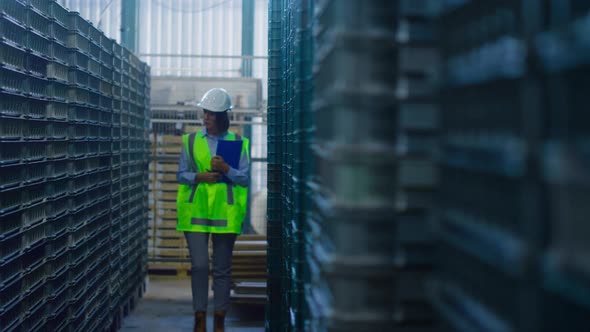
[120,276,265,331]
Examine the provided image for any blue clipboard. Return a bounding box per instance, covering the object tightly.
[216,140,242,183]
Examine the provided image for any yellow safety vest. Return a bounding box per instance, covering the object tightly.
[176,131,249,234]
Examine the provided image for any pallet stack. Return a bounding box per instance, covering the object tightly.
[0,0,150,331]
[231,234,268,304]
[148,133,189,272]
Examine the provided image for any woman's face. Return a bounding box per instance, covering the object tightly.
[203,110,217,132]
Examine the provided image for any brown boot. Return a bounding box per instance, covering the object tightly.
[213,310,226,332]
[194,311,207,332]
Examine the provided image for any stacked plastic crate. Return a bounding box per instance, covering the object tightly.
[115,44,150,327]
[266,0,284,329]
[0,1,150,331]
[281,0,296,330]
[432,1,548,331]
[109,35,124,327]
[532,1,590,330]
[66,10,112,332]
[140,62,151,282]
[268,1,440,331]
[266,0,313,329]
[306,1,402,331]
[294,1,314,330]
[392,1,441,330]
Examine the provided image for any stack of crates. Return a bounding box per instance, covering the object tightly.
[267,1,440,331]
[294,0,314,330]
[266,0,285,329]
[281,0,296,330]
[267,1,590,331]
[266,0,314,330]
[392,1,441,330]
[308,1,402,330]
[526,0,590,330]
[0,1,150,331]
[140,62,151,279]
[432,1,577,331]
[434,0,533,330]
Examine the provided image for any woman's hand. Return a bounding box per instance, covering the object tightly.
[195,172,222,184]
[211,156,230,174]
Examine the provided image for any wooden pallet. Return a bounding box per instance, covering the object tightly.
[150,228,181,238]
[147,265,266,278]
[154,145,182,154]
[149,194,177,203]
[149,182,178,191]
[237,234,266,241]
[151,208,178,216]
[148,163,178,173]
[146,267,266,279]
[148,219,178,229]
[149,190,178,200]
[148,262,191,276]
[151,237,186,247]
[232,250,267,257]
[149,159,180,165]
[147,132,191,278]
[183,125,201,133]
[150,201,177,210]
[230,293,266,304]
[231,271,268,279]
[234,240,267,251]
[234,281,266,295]
[149,172,178,181]
[231,264,267,271]
[150,135,183,145]
[149,247,189,257]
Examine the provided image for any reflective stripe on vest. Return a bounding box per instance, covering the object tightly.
[176,131,249,234]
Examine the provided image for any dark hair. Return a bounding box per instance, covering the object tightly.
[216,111,230,133]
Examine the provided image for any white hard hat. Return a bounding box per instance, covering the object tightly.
[197,88,233,112]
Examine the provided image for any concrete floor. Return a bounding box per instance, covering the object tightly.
[120,276,265,332]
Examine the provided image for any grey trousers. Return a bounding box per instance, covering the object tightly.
[184,232,237,312]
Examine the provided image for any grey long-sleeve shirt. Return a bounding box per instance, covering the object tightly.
[176,129,250,187]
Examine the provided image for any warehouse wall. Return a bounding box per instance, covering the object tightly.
[58,0,121,42]
[138,0,268,84]
[57,0,269,89]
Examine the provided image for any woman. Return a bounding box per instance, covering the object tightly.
[176,88,250,332]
